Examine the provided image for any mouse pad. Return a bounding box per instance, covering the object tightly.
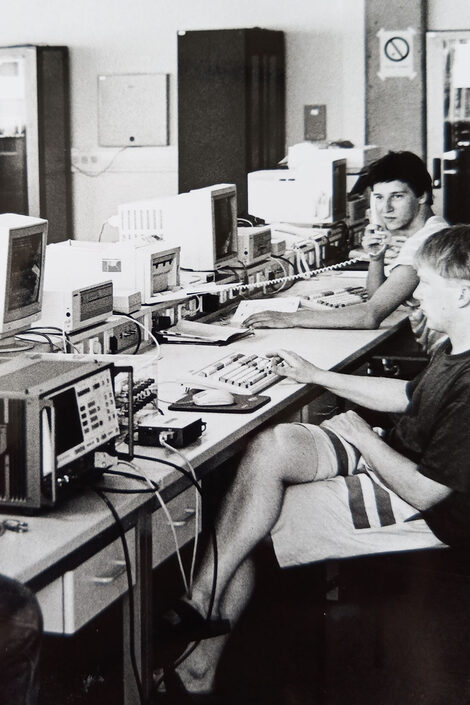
[169,391,271,413]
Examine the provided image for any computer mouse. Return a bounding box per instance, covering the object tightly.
[192,388,236,406]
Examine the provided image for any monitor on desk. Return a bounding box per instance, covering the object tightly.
[0,213,48,352]
[118,183,239,272]
[247,159,347,226]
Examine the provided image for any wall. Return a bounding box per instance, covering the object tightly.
[365,0,427,158]
[0,0,365,240]
[428,1,470,29]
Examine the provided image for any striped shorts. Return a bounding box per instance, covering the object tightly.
[270,422,445,568]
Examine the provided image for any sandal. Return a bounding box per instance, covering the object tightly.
[155,599,231,648]
[152,668,225,704]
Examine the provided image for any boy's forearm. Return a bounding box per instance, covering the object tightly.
[356,433,451,511]
[311,369,409,412]
[366,257,386,296]
[292,304,380,330]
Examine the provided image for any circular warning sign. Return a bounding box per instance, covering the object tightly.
[384,36,410,62]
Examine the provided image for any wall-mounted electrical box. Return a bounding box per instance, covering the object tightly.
[98,73,169,147]
[304,104,327,142]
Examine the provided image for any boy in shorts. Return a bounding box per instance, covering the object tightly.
[159,225,470,699]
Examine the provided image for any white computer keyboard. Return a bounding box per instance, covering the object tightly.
[307,286,368,308]
[183,351,281,395]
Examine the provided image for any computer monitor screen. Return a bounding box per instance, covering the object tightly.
[52,385,84,458]
[117,183,238,271]
[213,190,237,263]
[8,231,43,311]
[0,213,48,351]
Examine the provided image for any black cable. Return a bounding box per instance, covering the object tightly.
[103,467,147,481]
[24,325,64,334]
[218,265,241,282]
[235,260,249,284]
[63,332,73,353]
[105,464,202,498]
[152,521,220,689]
[105,463,217,615]
[180,267,217,274]
[271,254,295,271]
[131,453,198,481]
[335,219,350,248]
[15,332,56,351]
[98,485,158,494]
[93,488,146,705]
[104,463,220,679]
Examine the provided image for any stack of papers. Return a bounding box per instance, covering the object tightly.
[231,297,300,324]
[158,320,253,345]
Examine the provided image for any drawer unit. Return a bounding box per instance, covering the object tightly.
[152,487,201,567]
[37,528,136,634]
[37,579,64,633]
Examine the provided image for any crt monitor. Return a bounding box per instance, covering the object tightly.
[247,159,347,226]
[212,187,238,264]
[164,183,239,271]
[118,183,239,271]
[0,213,48,352]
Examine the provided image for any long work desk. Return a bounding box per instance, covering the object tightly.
[0,274,409,704]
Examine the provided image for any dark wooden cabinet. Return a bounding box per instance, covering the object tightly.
[0,45,72,242]
[0,136,27,214]
[178,28,285,215]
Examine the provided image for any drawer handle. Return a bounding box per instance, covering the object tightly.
[93,560,127,585]
[168,507,196,528]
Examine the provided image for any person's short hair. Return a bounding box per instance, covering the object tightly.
[415,225,470,280]
[351,150,433,205]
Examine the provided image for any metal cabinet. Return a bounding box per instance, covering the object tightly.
[177,28,285,215]
[0,45,72,242]
[426,31,470,223]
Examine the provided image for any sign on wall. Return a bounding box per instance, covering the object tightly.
[377,27,416,80]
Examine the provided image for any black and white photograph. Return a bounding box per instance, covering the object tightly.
[1,2,470,704]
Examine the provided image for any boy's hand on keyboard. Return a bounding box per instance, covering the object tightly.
[243,311,296,329]
[266,350,322,384]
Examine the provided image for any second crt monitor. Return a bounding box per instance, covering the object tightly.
[118,183,239,272]
[0,213,48,351]
[248,157,346,226]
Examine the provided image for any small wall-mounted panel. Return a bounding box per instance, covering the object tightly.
[304,104,327,142]
[98,73,169,147]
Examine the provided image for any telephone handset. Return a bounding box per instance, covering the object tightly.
[362,200,390,257]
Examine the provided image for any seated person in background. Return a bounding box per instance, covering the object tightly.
[0,574,42,705]
[159,226,470,699]
[244,151,447,350]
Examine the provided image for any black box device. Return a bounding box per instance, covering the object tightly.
[137,414,205,448]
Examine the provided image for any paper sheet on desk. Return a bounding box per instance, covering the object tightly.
[158,319,252,344]
[232,297,300,324]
